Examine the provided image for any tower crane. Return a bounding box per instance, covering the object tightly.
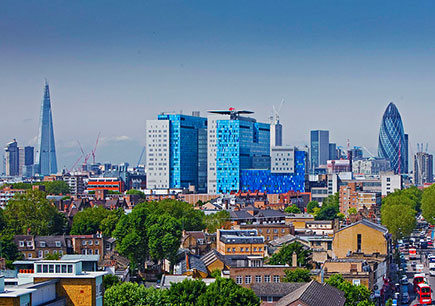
[91,132,101,165]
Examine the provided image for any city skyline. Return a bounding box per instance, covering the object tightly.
[2,1,435,169]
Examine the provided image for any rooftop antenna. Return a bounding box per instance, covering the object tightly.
[426,143,429,153]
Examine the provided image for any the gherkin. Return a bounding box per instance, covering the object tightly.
[36,81,58,175]
[378,102,408,174]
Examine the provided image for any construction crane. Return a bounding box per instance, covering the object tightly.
[91,132,101,165]
[68,155,83,173]
[269,99,285,124]
[137,146,146,167]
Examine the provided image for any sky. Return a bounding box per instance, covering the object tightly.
[1,0,435,170]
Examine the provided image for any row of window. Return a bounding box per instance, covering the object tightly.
[81,240,100,246]
[27,249,64,259]
[226,247,262,253]
[82,248,99,255]
[235,274,281,285]
[36,263,73,274]
[258,228,286,234]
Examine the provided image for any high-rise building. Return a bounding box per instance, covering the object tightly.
[36,82,58,176]
[18,146,34,177]
[270,121,282,147]
[329,143,337,160]
[310,130,329,171]
[378,102,407,174]
[208,109,270,194]
[146,113,207,191]
[414,151,433,185]
[4,140,19,176]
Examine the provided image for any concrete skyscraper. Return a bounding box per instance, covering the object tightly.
[378,102,408,174]
[414,151,433,185]
[4,139,19,176]
[36,81,58,176]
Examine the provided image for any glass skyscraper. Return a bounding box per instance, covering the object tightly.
[310,130,329,171]
[36,82,57,176]
[378,102,408,174]
[215,117,270,193]
[147,113,207,191]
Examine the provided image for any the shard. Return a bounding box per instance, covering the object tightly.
[36,81,58,175]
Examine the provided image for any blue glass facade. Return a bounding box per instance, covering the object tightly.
[157,114,207,190]
[36,82,57,176]
[216,118,270,193]
[240,150,305,194]
[378,103,407,174]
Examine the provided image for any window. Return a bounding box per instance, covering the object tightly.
[227,248,230,252]
[43,265,48,273]
[36,265,42,273]
[53,250,57,254]
[28,253,32,258]
[95,240,99,245]
[254,247,257,252]
[259,248,262,252]
[245,275,252,284]
[45,250,49,255]
[67,265,73,273]
[59,250,63,255]
[267,296,274,303]
[88,249,93,255]
[82,240,87,246]
[357,234,362,252]
[61,265,67,273]
[49,265,54,273]
[232,248,235,252]
[236,276,243,284]
[106,244,111,251]
[88,240,93,245]
[55,241,61,247]
[327,242,332,250]
[27,241,33,247]
[274,229,278,234]
[273,275,280,283]
[56,265,61,273]
[255,275,262,283]
[40,241,46,248]
[19,241,24,247]
[38,250,43,258]
[95,249,99,255]
[264,275,271,283]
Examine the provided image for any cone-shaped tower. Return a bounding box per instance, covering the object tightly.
[378,102,407,174]
[36,81,57,175]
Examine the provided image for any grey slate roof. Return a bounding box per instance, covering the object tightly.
[250,282,306,297]
[275,280,346,306]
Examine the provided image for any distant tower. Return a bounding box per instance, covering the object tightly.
[378,102,407,174]
[270,100,284,148]
[36,81,58,175]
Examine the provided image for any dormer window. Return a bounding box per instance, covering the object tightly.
[40,241,46,248]
[55,241,61,247]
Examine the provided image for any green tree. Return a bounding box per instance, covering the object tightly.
[44,253,61,260]
[42,181,70,195]
[282,268,311,282]
[103,274,120,290]
[9,183,32,189]
[315,193,340,220]
[381,204,416,240]
[100,208,125,237]
[285,204,301,214]
[126,189,145,200]
[113,204,150,271]
[147,199,206,231]
[197,277,260,306]
[306,201,320,213]
[104,282,149,306]
[5,190,67,235]
[204,210,230,233]
[167,278,207,306]
[268,242,312,268]
[147,214,182,266]
[348,207,357,215]
[326,274,374,306]
[70,206,110,235]
[422,184,435,224]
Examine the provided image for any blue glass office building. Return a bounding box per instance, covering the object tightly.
[216,118,270,193]
[157,114,207,190]
[378,103,408,174]
[240,150,305,193]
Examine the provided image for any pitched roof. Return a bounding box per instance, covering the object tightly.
[336,218,387,234]
[250,282,306,297]
[275,281,346,306]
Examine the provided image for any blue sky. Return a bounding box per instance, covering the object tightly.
[1,1,435,169]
